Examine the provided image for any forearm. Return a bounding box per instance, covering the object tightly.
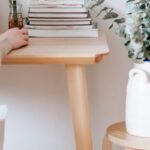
[0,39,12,60]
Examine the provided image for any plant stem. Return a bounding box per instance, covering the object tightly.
[9,0,12,7]
[13,0,18,26]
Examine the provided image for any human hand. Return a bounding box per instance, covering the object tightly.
[3,28,29,50]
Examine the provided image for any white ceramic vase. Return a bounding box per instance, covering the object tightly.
[126,62,150,137]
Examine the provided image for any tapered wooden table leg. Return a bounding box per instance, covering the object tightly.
[66,64,93,150]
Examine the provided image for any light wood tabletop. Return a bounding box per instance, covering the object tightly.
[2,32,109,64]
[2,32,109,150]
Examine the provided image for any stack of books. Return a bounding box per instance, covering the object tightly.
[26,0,98,37]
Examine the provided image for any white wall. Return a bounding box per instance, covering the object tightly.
[0,0,132,150]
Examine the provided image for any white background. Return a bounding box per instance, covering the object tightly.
[0,0,132,150]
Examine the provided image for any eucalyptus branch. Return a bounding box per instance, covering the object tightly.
[89,0,150,63]
[89,0,124,27]
[90,0,105,9]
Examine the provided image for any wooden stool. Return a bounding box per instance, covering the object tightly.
[102,122,150,150]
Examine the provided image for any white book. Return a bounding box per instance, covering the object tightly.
[25,24,93,30]
[29,13,88,18]
[29,7,88,13]
[29,0,85,5]
[27,29,98,37]
[29,18,92,21]
[29,4,83,8]
[29,20,91,25]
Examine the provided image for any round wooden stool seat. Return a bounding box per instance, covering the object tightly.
[103,122,150,150]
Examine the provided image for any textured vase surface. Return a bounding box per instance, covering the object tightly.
[126,62,150,137]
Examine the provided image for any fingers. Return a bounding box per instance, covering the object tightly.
[22,34,29,41]
[22,40,28,46]
[21,29,29,42]
[21,28,28,35]
[5,28,29,50]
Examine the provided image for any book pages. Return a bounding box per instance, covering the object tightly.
[29,0,85,5]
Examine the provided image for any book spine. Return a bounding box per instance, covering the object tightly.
[28,29,98,38]
[29,4,83,8]
[29,0,85,5]
[25,24,93,30]
[29,21,91,25]
[28,13,88,18]
[29,18,92,21]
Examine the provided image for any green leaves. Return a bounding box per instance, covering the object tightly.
[127,0,136,2]
[103,12,119,19]
[114,18,126,24]
[89,0,150,63]
[90,0,105,9]
[95,6,122,28]
[140,3,146,9]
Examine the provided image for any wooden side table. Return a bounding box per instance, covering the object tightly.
[103,122,150,150]
[3,32,109,150]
